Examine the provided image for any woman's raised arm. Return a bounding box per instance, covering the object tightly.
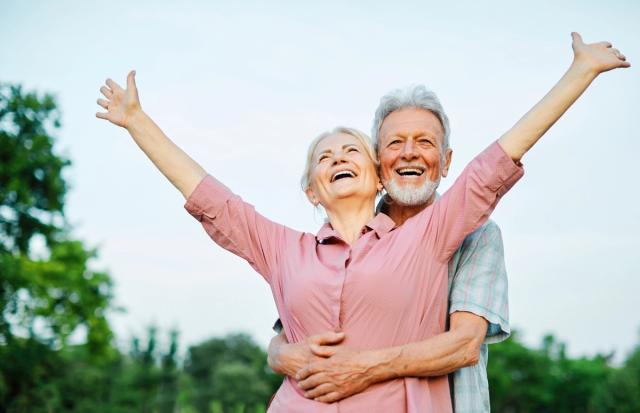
[96,71,207,198]
[498,32,630,162]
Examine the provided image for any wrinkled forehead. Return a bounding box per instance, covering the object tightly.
[378,108,444,143]
[312,133,364,157]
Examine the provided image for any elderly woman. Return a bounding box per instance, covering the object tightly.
[96,33,628,412]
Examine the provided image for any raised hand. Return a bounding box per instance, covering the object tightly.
[498,32,631,162]
[571,32,630,75]
[95,70,141,128]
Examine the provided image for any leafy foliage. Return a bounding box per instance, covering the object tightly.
[0,83,116,411]
[488,331,616,413]
[183,333,280,413]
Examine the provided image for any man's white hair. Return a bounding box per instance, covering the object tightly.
[371,84,451,154]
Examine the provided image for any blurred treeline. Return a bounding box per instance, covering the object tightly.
[1,84,638,413]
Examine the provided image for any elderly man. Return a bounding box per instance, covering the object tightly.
[268,85,508,413]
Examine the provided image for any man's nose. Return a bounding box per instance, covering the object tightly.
[401,139,418,160]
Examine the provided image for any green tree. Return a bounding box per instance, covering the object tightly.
[184,333,280,413]
[590,340,640,413]
[0,83,117,411]
[488,332,613,413]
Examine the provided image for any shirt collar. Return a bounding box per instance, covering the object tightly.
[315,213,396,243]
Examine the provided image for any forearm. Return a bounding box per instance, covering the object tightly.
[498,60,597,162]
[127,110,207,198]
[365,330,481,383]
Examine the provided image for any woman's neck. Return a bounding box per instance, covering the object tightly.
[325,198,375,245]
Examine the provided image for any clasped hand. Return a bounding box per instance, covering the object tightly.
[287,332,376,403]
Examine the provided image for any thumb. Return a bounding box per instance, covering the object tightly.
[127,70,137,90]
[312,331,345,345]
[310,344,338,358]
[571,32,583,46]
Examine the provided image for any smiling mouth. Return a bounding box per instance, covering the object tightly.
[395,167,425,177]
[331,170,357,182]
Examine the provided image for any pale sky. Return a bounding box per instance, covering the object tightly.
[2,0,639,361]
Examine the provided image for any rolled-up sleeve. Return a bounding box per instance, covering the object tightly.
[184,175,288,284]
[432,141,524,262]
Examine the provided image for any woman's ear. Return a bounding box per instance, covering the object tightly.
[305,187,319,206]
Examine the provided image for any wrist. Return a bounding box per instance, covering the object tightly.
[569,58,600,81]
[361,347,402,384]
[126,108,147,131]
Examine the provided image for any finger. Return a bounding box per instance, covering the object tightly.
[127,70,137,90]
[315,391,343,403]
[611,49,627,62]
[620,61,631,68]
[95,112,109,120]
[298,373,325,390]
[304,383,335,399]
[296,365,315,381]
[310,331,345,346]
[571,32,584,45]
[310,344,338,358]
[106,78,124,93]
[100,86,112,99]
[97,98,109,109]
[598,41,613,48]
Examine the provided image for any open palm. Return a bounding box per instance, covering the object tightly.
[96,71,141,128]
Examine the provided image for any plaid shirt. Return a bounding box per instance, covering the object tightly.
[448,219,509,413]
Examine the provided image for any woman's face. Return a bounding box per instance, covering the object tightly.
[305,133,381,209]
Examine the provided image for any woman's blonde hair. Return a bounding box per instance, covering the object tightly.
[300,126,378,191]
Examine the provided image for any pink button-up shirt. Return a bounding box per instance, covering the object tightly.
[185,141,523,413]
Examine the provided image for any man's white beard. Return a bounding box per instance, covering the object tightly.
[384,177,440,206]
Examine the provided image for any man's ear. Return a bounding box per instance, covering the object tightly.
[377,180,383,192]
[305,187,319,206]
[441,149,453,178]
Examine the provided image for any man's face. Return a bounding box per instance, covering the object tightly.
[378,107,452,206]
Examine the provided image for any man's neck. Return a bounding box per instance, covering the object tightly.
[383,193,436,226]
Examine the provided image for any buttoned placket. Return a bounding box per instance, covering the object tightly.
[332,228,373,329]
[337,246,352,329]
[315,214,396,331]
